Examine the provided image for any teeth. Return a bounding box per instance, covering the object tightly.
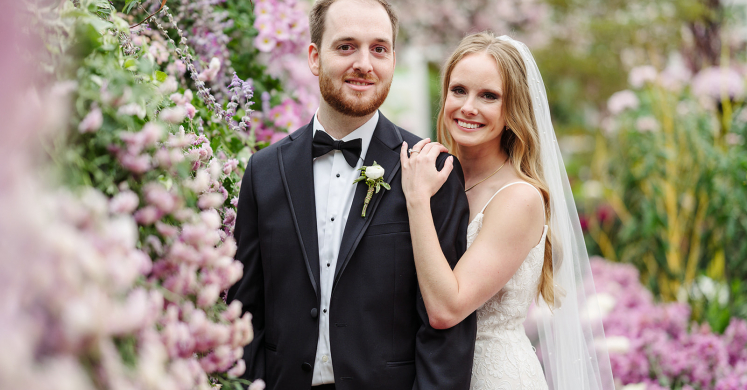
[457,120,482,129]
[348,81,370,86]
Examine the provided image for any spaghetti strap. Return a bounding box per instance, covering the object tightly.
[479,182,546,220]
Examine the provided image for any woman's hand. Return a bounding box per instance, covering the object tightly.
[400,138,454,206]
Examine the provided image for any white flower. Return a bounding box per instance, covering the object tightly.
[607,90,639,115]
[628,65,658,88]
[365,165,385,180]
[621,384,646,390]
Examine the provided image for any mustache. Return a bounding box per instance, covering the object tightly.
[344,72,378,82]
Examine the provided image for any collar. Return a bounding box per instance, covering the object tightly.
[313,110,380,163]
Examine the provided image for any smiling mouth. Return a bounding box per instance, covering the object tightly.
[346,80,374,87]
[455,119,485,129]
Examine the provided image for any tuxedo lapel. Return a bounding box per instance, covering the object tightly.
[333,113,404,292]
[278,123,321,298]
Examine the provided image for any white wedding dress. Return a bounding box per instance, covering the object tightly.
[468,182,549,390]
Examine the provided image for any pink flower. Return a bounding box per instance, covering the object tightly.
[222,301,243,322]
[254,33,277,53]
[145,183,176,214]
[120,153,151,173]
[156,221,179,238]
[270,132,287,144]
[134,205,163,225]
[248,379,266,390]
[78,107,103,133]
[628,65,658,88]
[198,193,225,210]
[692,66,745,101]
[223,159,239,175]
[184,103,196,119]
[607,90,639,115]
[160,106,187,124]
[227,359,246,378]
[197,284,220,308]
[197,57,221,82]
[158,75,178,94]
[109,190,139,214]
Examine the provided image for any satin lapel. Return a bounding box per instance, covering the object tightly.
[333,114,403,292]
[278,123,320,298]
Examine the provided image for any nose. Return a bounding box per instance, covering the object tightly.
[353,51,373,74]
[461,96,478,116]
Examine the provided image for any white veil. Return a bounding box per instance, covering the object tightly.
[496,35,615,390]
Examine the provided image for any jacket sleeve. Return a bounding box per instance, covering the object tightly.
[226,157,266,383]
[413,153,477,390]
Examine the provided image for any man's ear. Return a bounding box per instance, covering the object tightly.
[392,49,396,69]
[308,43,320,76]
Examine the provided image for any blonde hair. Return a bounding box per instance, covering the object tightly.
[436,32,555,306]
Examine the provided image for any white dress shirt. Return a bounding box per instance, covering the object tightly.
[311,110,379,385]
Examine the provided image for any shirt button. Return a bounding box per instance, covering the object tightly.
[331,217,335,222]
[322,355,329,363]
[323,309,327,313]
[327,263,330,267]
[336,173,340,178]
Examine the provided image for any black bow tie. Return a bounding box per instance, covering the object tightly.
[311,130,362,167]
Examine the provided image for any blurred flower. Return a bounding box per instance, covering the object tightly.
[608,90,639,115]
[198,57,221,82]
[628,65,657,88]
[635,116,659,133]
[78,106,103,133]
[692,67,745,101]
[160,106,187,124]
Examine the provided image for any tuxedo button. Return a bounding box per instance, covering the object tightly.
[310,308,318,318]
[302,362,312,372]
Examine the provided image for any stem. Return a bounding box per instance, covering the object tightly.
[362,185,374,217]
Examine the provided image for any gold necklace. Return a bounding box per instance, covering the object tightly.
[465,158,509,192]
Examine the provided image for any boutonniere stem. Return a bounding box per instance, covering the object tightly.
[353,161,390,217]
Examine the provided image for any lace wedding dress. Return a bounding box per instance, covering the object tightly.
[468,182,549,390]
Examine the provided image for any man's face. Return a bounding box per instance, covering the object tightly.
[308,0,396,117]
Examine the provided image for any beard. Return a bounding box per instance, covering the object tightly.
[319,66,392,117]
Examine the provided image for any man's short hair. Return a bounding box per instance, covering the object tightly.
[309,0,399,48]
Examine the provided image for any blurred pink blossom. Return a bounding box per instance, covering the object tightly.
[692,67,745,101]
[608,90,640,115]
[109,190,139,214]
[628,65,658,88]
[78,107,103,133]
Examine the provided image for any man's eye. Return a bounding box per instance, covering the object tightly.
[339,44,352,51]
[373,46,386,53]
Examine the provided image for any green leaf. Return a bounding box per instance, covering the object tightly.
[123,58,137,70]
[380,182,391,190]
[155,71,168,82]
[375,183,381,193]
[352,176,366,184]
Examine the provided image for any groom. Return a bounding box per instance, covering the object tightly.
[227,0,476,389]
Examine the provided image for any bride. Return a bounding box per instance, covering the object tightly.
[400,33,614,390]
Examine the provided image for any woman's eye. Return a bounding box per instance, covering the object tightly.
[451,87,465,95]
[483,93,498,100]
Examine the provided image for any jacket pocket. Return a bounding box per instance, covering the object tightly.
[386,360,415,368]
[366,221,410,236]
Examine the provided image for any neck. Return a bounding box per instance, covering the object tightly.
[316,101,376,139]
[458,143,509,183]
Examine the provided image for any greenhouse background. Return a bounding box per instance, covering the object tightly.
[1,0,746,389]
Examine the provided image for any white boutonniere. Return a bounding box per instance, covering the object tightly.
[353,161,390,217]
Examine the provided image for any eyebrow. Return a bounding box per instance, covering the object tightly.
[330,37,392,47]
[449,81,503,95]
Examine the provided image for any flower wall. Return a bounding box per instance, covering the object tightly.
[0,0,318,388]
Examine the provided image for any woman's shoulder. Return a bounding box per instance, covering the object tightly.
[480,180,545,225]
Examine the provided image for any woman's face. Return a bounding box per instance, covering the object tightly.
[443,52,506,152]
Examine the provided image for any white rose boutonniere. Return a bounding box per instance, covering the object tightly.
[353,161,390,217]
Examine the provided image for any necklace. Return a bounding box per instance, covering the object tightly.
[465,158,509,192]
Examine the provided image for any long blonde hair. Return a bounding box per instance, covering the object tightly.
[437,32,555,306]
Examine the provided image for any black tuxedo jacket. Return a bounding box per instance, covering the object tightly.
[227,113,476,390]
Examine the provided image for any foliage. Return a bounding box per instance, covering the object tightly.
[583,64,747,328]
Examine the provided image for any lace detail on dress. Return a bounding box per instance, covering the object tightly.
[467,184,549,390]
